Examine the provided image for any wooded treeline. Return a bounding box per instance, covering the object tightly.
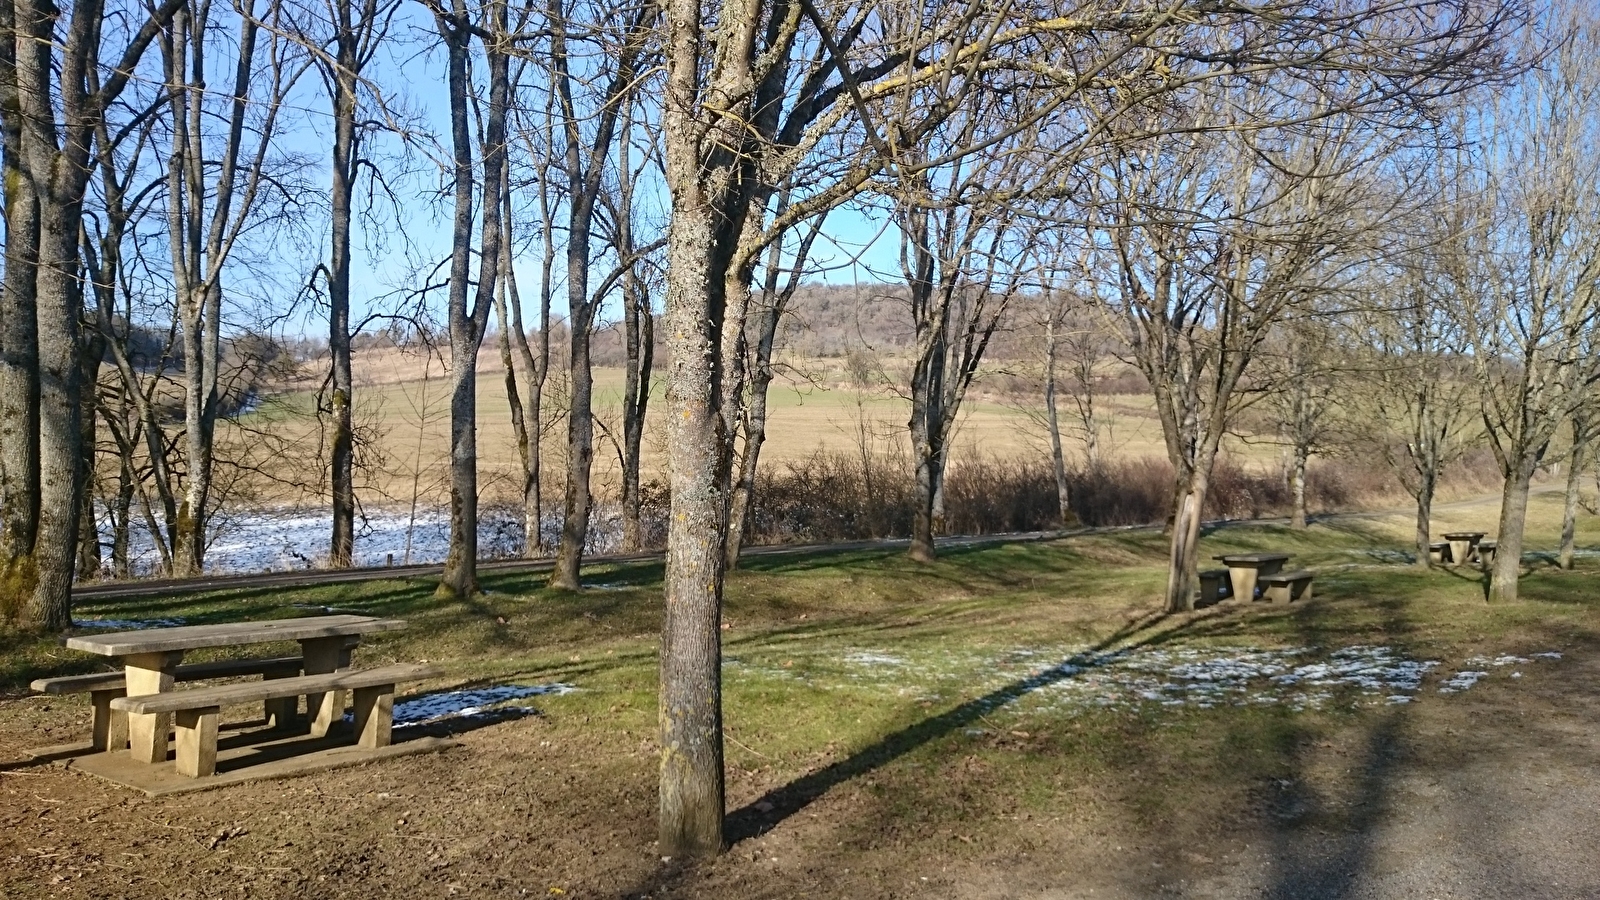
[6,0,1599,857]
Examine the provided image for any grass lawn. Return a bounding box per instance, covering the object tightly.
[1,492,1597,898]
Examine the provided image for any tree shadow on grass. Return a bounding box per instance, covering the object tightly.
[719,606,1187,845]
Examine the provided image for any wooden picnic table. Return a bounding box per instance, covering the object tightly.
[64,615,407,765]
[1213,553,1292,602]
[1441,532,1487,567]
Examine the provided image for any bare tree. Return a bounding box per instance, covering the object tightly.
[1353,258,1479,568]
[1558,403,1595,569]
[545,0,656,589]
[655,0,1518,852]
[285,0,406,568]
[157,0,310,575]
[426,0,512,599]
[1448,7,1600,602]
[1,0,180,628]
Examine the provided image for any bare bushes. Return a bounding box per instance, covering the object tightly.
[723,450,1467,547]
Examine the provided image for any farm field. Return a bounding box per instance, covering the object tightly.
[3,491,1598,898]
[234,346,1270,505]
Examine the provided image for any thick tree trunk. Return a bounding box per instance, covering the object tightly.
[1164,473,1209,613]
[438,335,480,598]
[657,207,727,860]
[908,411,939,563]
[0,6,42,619]
[1489,459,1536,603]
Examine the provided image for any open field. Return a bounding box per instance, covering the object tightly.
[234,346,1270,505]
[4,493,1598,897]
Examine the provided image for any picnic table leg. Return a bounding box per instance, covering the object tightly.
[301,637,355,738]
[124,651,183,764]
[1229,567,1261,603]
[1447,539,1473,567]
[90,688,129,752]
[351,684,395,749]
[174,706,221,777]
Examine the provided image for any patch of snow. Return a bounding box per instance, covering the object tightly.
[93,502,632,577]
[1534,651,1563,660]
[843,651,907,667]
[1438,671,1489,693]
[389,683,575,728]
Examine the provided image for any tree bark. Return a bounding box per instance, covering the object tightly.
[1289,439,1309,529]
[434,0,507,599]
[1489,458,1536,603]
[1413,470,1435,569]
[1043,316,1072,525]
[657,195,728,861]
[325,0,364,569]
[1559,416,1590,570]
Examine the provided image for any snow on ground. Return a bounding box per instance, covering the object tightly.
[735,643,1567,718]
[387,683,575,728]
[97,504,628,577]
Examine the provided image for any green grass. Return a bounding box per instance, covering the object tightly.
[8,497,1596,766]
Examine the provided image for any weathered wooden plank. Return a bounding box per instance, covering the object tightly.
[112,664,438,715]
[64,616,406,657]
[33,655,305,695]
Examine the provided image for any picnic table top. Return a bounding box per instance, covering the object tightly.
[1213,553,1292,565]
[64,615,407,657]
[1442,532,1487,540]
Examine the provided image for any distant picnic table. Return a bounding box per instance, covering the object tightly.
[1213,553,1292,602]
[1442,532,1487,567]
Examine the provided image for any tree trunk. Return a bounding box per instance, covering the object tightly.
[1289,440,1309,529]
[75,336,103,581]
[1559,419,1589,570]
[550,325,594,589]
[1489,458,1536,603]
[1413,469,1435,569]
[326,23,358,569]
[724,367,769,569]
[1043,319,1072,525]
[1164,472,1209,613]
[0,0,43,620]
[908,404,939,563]
[620,273,653,553]
[657,203,727,860]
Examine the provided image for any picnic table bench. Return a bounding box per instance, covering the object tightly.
[61,615,408,764]
[112,663,438,777]
[1477,540,1497,566]
[1213,553,1293,603]
[31,654,310,752]
[1259,569,1315,603]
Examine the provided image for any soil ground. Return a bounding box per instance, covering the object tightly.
[2,493,1597,899]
